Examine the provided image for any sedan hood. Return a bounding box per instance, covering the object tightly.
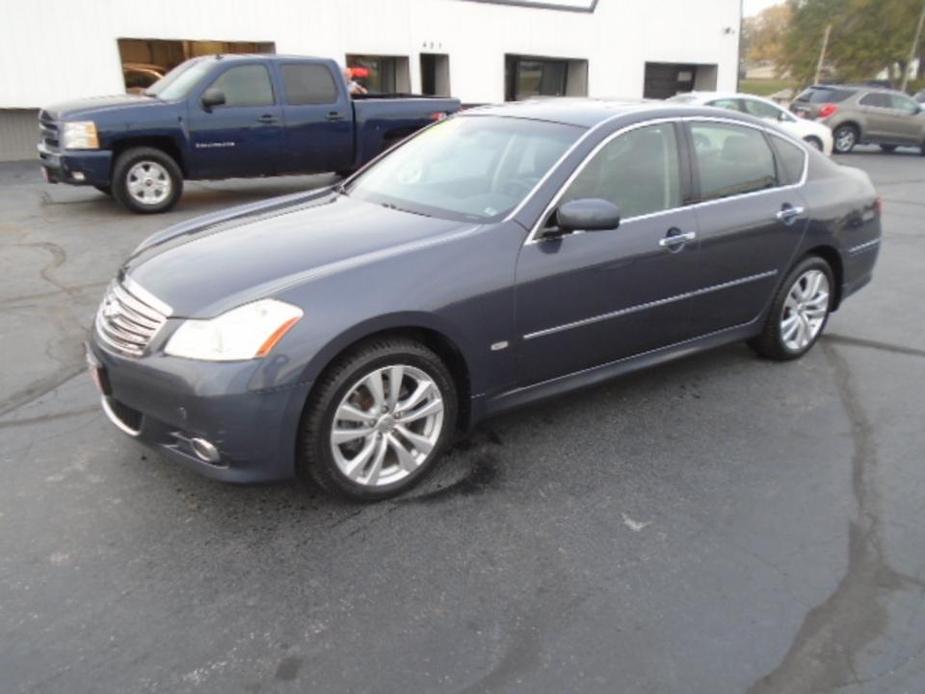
[42,94,166,120]
[123,192,476,317]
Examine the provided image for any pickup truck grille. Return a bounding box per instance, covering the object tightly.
[38,110,60,152]
[95,280,170,358]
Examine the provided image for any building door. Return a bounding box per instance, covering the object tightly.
[643,62,702,99]
[420,54,451,96]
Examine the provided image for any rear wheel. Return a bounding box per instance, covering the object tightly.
[748,256,834,361]
[298,338,458,501]
[112,147,183,214]
[832,124,858,154]
[879,144,898,153]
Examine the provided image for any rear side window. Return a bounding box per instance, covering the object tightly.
[282,64,339,105]
[208,65,274,107]
[770,136,806,186]
[795,86,854,103]
[560,123,682,219]
[742,98,782,120]
[860,92,890,107]
[690,122,776,201]
[708,98,744,112]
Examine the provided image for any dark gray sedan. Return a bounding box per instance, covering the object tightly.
[88,100,882,500]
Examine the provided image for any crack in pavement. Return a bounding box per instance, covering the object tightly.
[747,343,925,694]
[824,334,925,359]
[0,365,85,418]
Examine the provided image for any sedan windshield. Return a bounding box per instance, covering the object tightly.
[145,59,213,100]
[346,116,584,222]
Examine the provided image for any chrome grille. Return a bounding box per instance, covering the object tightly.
[95,279,170,357]
[38,110,60,151]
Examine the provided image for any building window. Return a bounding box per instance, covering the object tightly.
[643,62,717,99]
[346,55,411,94]
[420,54,451,96]
[505,55,588,101]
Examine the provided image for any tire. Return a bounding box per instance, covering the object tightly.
[832,124,858,154]
[93,185,112,196]
[804,136,824,152]
[879,144,898,153]
[298,337,458,501]
[748,256,834,361]
[112,147,183,214]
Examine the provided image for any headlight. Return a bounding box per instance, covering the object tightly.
[62,121,99,150]
[164,299,303,361]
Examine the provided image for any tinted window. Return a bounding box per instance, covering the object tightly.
[690,122,776,201]
[208,65,274,107]
[742,98,782,120]
[282,64,338,105]
[770,136,806,186]
[560,123,682,219]
[860,92,890,107]
[795,86,854,103]
[890,94,919,114]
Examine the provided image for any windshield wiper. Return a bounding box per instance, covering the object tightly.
[379,201,432,218]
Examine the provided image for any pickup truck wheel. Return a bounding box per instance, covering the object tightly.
[298,338,458,501]
[112,147,182,214]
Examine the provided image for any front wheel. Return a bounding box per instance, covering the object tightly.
[748,256,834,361]
[112,147,183,214]
[299,338,458,501]
[832,125,858,154]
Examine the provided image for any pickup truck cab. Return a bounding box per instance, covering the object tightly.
[38,54,460,213]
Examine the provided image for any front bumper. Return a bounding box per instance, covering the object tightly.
[88,338,311,483]
[39,144,112,187]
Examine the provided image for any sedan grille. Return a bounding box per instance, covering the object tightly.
[95,280,170,357]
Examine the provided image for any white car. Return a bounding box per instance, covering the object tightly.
[668,92,834,155]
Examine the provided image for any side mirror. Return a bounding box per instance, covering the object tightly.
[201,88,226,111]
[551,198,621,236]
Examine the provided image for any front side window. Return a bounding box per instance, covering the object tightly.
[347,116,583,222]
[890,94,920,114]
[559,123,682,220]
[282,64,338,105]
[690,122,776,201]
[742,98,783,120]
[708,98,744,113]
[208,65,274,107]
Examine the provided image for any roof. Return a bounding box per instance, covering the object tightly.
[460,97,768,129]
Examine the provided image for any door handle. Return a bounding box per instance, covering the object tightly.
[775,205,805,224]
[326,112,344,121]
[659,230,697,248]
[257,114,278,124]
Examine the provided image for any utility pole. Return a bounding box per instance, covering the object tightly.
[901,0,925,92]
[814,24,832,85]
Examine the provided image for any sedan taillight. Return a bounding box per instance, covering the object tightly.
[818,103,839,118]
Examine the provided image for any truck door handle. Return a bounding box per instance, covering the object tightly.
[257,114,278,124]
[776,205,805,224]
[326,112,344,121]
[659,229,696,249]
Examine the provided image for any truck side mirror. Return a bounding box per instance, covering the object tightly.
[201,88,226,112]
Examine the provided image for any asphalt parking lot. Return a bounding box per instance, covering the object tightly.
[2,147,924,694]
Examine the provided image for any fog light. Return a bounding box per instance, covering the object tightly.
[190,437,220,464]
[71,171,85,181]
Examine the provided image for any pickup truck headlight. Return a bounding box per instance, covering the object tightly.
[164,299,303,361]
[62,121,99,150]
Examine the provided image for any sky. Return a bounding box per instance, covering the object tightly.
[743,0,784,17]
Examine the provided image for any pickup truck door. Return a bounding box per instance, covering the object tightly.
[187,63,285,178]
[277,62,354,173]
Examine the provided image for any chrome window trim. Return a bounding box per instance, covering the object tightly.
[522,269,778,341]
[523,115,810,246]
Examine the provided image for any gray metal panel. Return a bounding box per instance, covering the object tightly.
[0,109,38,161]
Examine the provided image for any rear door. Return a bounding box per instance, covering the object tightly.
[684,120,809,334]
[278,62,354,173]
[187,63,284,178]
[515,121,703,385]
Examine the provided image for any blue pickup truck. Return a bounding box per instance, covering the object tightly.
[38,55,460,213]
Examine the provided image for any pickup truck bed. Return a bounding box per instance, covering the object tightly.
[38,54,460,213]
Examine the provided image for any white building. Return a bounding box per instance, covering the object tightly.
[0,0,742,160]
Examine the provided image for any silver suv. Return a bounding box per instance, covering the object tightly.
[791,84,925,155]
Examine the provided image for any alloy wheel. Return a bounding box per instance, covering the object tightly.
[330,364,445,487]
[780,269,830,351]
[126,160,172,206]
[834,127,856,153]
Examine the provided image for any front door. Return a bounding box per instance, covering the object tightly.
[684,120,809,333]
[278,62,354,174]
[188,63,284,178]
[515,121,703,386]
[886,93,924,144]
